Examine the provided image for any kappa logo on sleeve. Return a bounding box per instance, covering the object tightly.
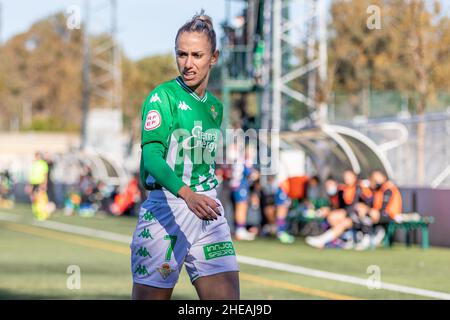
[144,110,161,131]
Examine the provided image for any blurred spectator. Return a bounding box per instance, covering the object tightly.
[64,188,81,216]
[305,175,329,210]
[27,152,55,221]
[27,152,48,194]
[352,170,403,250]
[78,167,97,217]
[246,179,263,235]
[0,170,14,208]
[42,153,55,203]
[305,170,371,249]
[230,143,259,241]
[260,175,278,236]
[110,173,143,216]
[275,175,309,244]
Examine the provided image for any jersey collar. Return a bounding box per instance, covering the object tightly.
[176,76,208,103]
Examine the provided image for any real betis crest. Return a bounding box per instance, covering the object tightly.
[157,263,174,280]
[211,105,218,119]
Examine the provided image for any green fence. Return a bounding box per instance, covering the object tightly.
[329,90,450,122]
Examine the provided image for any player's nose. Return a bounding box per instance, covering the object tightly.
[185,55,194,68]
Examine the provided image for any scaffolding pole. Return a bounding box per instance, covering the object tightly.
[271,0,328,130]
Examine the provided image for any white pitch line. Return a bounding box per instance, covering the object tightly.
[237,256,450,300]
[1,211,450,300]
[32,219,132,244]
[0,212,22,222]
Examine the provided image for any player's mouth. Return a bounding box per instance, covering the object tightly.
[183,71,196,81]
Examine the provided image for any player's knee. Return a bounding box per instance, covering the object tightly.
[343,217,353,228]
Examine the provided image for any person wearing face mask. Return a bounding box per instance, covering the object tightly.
[368,170,402,224]
[305,172,371,249]
[323,176,344,211]
[305,176,348,248]
[349,170,403,250]
[305,176,327,209]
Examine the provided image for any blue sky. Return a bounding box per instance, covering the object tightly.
[1,0,245,60]
[1,0,449,61]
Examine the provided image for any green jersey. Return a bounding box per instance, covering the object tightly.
[140,76,223,193]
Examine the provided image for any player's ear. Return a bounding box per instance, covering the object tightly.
[210,50,219,67]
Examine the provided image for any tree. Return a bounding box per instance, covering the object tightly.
[0,12,178,135]
[329,0,450,185]
[0,13,83,131]
[121,53,178,141]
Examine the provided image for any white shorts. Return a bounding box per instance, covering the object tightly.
[130,188,239,289]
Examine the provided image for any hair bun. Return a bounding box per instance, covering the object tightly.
[194,10,213,28]
[175,9,217,53]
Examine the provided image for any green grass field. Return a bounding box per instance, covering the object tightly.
[1,204,450,300]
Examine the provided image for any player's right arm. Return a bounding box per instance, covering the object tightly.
[141,89,185,196]
[141,88,220,220]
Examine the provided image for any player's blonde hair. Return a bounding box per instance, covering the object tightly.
[175,9,217,53]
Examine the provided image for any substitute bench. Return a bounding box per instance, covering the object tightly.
[383,214,435,249]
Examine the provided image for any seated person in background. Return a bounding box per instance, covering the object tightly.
[305,170,370,249]
[315,176,345,218]
[260,175,279,236]
[246,179,263,236]
[369,170,402,224]
[305,175,329,212]
[110,174,142,216]
[353,170,403,250]
[275,175,309,244]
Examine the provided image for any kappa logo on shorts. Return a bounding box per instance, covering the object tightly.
[157,263,174,280]
[203,241,236,260]
[144,110,161,131]
[134,265,150,276]
[142,210,156,222]
[136,246,152,258]
[138,228,153,239]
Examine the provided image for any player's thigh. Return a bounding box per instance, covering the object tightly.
[193,271,240,300]
[132,283,173,300]
[369,208,381,223]
[184,199,240,298]
[327,209,346,226]
[131,200,194,291]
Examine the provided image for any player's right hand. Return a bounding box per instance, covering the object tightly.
[178,186,222,220]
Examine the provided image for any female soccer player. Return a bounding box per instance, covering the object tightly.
[131,12,240,300]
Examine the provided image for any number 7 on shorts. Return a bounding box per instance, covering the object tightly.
[164,235,178,261]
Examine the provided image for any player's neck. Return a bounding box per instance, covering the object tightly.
[190,74,210,99]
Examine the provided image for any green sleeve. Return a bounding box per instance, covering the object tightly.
[141,88,173,149]
[142,142,186,197]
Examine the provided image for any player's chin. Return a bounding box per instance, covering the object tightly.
[182,74,205,87]
[181,76,199,87]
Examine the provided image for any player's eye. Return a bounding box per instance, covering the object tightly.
[177,52,187,57]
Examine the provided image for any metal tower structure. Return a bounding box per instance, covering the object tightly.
[270,0,328,131]
[81,0,122,149]
[221,0,328,132]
